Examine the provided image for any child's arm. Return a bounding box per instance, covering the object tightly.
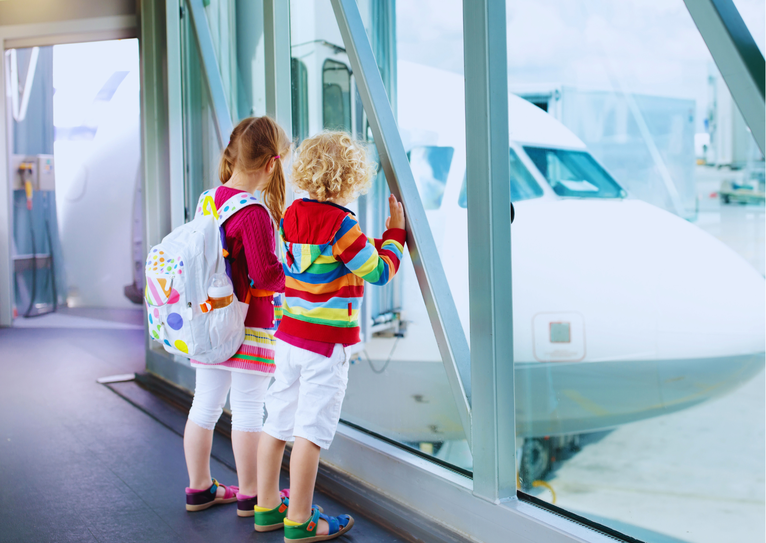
[242,205,285,293]
[332,195,406,285]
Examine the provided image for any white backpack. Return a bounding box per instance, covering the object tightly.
[144,187,263,364]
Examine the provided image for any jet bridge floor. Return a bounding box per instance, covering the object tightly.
[0,325,405,542]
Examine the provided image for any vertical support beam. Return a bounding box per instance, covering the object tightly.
[464,0,515,501]
[263,0,292,136]
[140,0,172,361]
[0,41,12,326]
[166,0,185,228]
[186,0,233,149]
[140,0,172,249]
[683,0,765,155]
[331,0,473,447]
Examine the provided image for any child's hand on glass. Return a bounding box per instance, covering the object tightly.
[385,194,405,230]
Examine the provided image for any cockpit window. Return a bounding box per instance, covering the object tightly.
[322,59,351,132]
[523,147,625,199]
[459,148,543,208]
[408,146,454,210]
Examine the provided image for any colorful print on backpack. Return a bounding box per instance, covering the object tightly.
[145,250,192,354]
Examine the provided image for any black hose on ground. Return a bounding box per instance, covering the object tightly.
[23,200,37,318]
[45,214,57,313]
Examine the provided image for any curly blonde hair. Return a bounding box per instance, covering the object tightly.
[291,131,377,202]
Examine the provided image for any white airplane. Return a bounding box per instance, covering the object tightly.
[51,40,141,310]
[340,60,766,472]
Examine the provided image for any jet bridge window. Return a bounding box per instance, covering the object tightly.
[524,146,626,199]
[322,59,351,132]
[459,148,543,207]
[407,146,454,210]
[291,58,309,143]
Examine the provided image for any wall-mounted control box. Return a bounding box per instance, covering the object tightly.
[11,154,55,191]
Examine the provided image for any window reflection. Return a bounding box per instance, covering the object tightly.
[322,59,351,132]
[291,58,309,142]
[408,146,454,210]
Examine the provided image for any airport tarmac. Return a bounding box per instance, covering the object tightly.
[533,368,764,543]
[693,165,765,276]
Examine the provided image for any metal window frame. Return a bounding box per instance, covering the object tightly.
[683,0,766,155]
[324,424,616,543]
[139,0,172,370]
[330,0,473,448]
[166,0,185,229]
[463,0,515,503]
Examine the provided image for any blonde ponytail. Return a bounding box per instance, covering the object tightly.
[219,147,235,183]
[263,157,287,224]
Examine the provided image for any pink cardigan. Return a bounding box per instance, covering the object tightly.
[216,187,285,327]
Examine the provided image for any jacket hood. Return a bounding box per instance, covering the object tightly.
[280,199,351,273]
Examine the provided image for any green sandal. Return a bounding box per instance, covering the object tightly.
[253,497,324,533]
[284,507,354,542]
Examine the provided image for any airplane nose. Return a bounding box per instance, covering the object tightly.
[639,200,765,359]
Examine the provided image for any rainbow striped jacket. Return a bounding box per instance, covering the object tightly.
[277,199,406,345]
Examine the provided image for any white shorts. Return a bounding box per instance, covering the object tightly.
[263,339,350,449]
[187,367,271,432]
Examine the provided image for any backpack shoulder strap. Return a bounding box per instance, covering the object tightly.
[195,187,264,225]
[216,192,264,225]
[195,187,219,220]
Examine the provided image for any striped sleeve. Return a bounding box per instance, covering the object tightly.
[332,214,406,286]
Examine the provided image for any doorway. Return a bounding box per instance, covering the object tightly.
[7,38,143,330]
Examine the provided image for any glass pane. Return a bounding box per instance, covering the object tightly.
[506,1,765,542]
[290,0,473,473]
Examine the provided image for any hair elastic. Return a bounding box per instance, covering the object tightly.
[274,155,281,159]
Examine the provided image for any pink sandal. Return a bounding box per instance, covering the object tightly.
[236,488,290,517]
[186,478,238,512]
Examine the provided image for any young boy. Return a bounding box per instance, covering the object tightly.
[254,131,406,541]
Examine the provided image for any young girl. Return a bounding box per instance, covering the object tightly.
[184,116,289,517]
[254,131,406,540]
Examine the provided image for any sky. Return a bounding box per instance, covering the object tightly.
[396,0,765,133]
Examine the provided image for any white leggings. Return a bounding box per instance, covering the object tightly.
[187,368,271,433]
